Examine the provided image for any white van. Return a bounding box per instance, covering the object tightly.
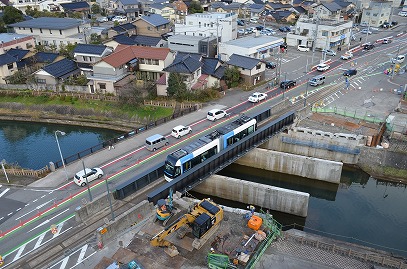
[309,75,326,86]
[145,134,169,151]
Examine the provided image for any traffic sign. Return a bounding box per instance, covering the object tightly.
[0,255,4,266]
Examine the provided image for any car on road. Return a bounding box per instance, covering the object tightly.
[398,11,407,17]
[380,22,391,28]
[171,125,192,139]
[74,168,103,186]
[112,15,127,23]
[248,92,267,103]
[392,55,405,64]
[363,44,375,50]
[97,16,108,22]
[382,38,392,44]
[207,109,228,121]
[343,69,357,77]
[264,61,277,69]
[316,63,330,72]
[340,52,353,60]
[280,80,296,89]
[322,49,336,56]
[360,29,372,34]
[297,45,310,52]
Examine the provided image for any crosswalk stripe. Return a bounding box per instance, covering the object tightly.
[0,188,10,197]
[34,233,46,249]
[77,244,88,264]
[12,243,27,262]
[58,256,69,269]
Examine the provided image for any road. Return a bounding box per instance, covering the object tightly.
[0,17,406,269]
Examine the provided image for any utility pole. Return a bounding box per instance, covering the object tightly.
[216,17,220,59]
[311,10,320,68]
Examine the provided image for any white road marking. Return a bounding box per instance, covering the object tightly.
[52,223,64,238]
[32,199,38,203]
[0,217,3,221]
[58,256,69,269]
[16,208,21,212]
[12,243,26,262]
[34,233,46,249]
[353,81,359,86]
[7,212,13,216]
[0,188,10,197]
[27,208,69,233]
[16,200,54,220]
[40,195,46,199]
[77,244,88,264]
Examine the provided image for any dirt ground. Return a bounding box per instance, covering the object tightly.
[0,174,38,186]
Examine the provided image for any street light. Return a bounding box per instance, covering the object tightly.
[54,130,69,181]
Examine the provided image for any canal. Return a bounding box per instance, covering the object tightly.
[1,120,406,258]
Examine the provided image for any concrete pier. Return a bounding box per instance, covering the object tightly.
[194,175,309,217]
[235,148,343,184]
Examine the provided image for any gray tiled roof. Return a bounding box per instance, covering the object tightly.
[201,57,225,79]
[140,14,170,27]
[74,44,107,55]
[42,58,79,78]
[164,54,201,74]
[132,35,161,46]
[320,2,342,12]
[9,17,83,30]
[60,1,89,11]
[113,34,137,45]
[227,54,260,69]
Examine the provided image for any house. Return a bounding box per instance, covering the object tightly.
[227,54,265,85]
[268,10,297,23]
[149,3,177,22]
[218,35,284,61]
[361,0,392,27]
[73,44,113,75]
[33,58,80,86]
[200,56,226,89]
[0,54,18,84]
[133,14,171,37]
[107,23,137,39]
[4,48,33,70]
[113,0,148,19]
[106,34,166,49]
[286,15,352,50]
[314,2,342,20]
[0,33,35,54]
[174,12,238,42]
[249,3,265,18]
[9,17,91,49]
[168,35,217,57]
[172,0,188,21]
[88,45,173,94]
[60,1,90,14]
[20,52,62,72]
[209,2,241,14]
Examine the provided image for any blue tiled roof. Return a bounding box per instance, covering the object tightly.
[6,48,30,61]
[43,58,78,78]
[164,54,201,74]
[33,52,59,63]
[117,0,140,5]
[150,3,164,9]
[0,54,16,66]
[249,3,264,10]
[321,2,342,12]
[111,23,136,33]
[174,52,202,62]
[60,1,89,11]
[140,14,170,27]
[227,54,260,69]
[113,34,137,45]
[9,17,83,30]
[202,57,222,78]
[132,35,161,46]
[74,44,108,55]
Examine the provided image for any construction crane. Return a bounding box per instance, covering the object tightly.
[150,198,224,251]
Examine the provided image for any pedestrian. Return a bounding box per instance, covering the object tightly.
[359,37,362,42]
[108,140,115,150]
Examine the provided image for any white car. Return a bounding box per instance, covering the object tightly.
[322,49,336,56]
[249,18,258,23]
[97,17,108,23]
[248,92,267,103]
[316,63,330,72]
[74,168,103,187]
[171,125,192,139]
[237,29,245,34]
[298,45,310,52]
[398,11,407,17]
[392,55,405,64]
[112,15,127,23]
[341,52,353,60]
[360,29,372,34]
[207,109,228,121]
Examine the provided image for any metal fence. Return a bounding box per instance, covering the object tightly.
[311,106,386,124]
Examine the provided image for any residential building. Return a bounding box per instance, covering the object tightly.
[73,44,113,75]
[286,15,352,50]
[9,17,91,49]
[20,52,63,72]
[113,0,150,20]
[107,23,137,39]
[249,3,265,18]
[313,2,342,20]
[4,48,33,70]
[168,35,217,57]
[227,54,265,85]
[218,35,284,61]
[174,12,238,42]
[88,45,173,94]
[60,1,90,15]
[261,10,297,22]
[172,0,188,21]
[133,14,171,37]
[0,54,18,84]
[209,2,241,14]
[33,58,80,86]
[106,34,166,49]
[360,0,392,27]
[0,33,35,54]
[149,3,177,22]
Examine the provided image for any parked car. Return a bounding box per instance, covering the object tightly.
[248,92,267,103]
[343,69,357,77]
[74,168,103,187]
[279,26,290,32]
[249,17,258,23]
[237,29,245,35]
[392,55,405,64]
[264,61,277,69]
[363,44,375,50]
[112,15,127,23]
[237,19,245,26]
[280,80,296,89]
[265,28,276,35]
[97,16,108,23]
[382,38,392,44]
[297,45,310,52]
[391,21,398,27]
[107,15,116,21]
[256,25,264,31]
[340,52,353,60]
[322,49,336,56]
[171,125,192,139]
[380,22,391,28]
[360,29,372,34]
[207,109,228,121]
[316,63,330,72]
[398,11,407,17]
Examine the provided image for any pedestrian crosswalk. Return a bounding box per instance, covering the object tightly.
[0,188,10,198]
[48,243,97,269]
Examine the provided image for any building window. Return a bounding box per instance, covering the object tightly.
[30,28,33,33]
[7,63,13,70]
[99,83,106,90]
[199,22,201,28]
[256,64,261,70]
[40,29,43,33]
[322,31,328,36]
[59,30,62,35]
[49,29,52,34]
[37,79,46,84]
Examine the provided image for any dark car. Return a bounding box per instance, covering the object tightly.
[256,25,264,31]
[380,22,391,28]
[363,44,375,50]
[280,80,296,89]
[279,26,290,32]
[107,15,116,21]
[237,19,245,26]
[265,61,277,69]
[382,38,392,44]
[343,69,357,76]
[391,21,398,27]
[280,43,287,49]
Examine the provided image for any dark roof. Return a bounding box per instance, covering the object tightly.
[211,2,225,9]
[132,35,161,46]
[164,53,202,74]
[6,48,30,61]
[227,54,260,69]
[201,57,225,79]
[74,44,108,55]
[9,17,83,30]
[31,52,59,63]
[272,10,294,21]
[334,0,353,8]
[293,6,307,13]
[174,52,202,62]
[140,14,170,27]
[150,3,165,9]
[252,0,264,4]
[249,3,264,10]
[111,23,136,33]
[113,34,137,45]
[268,3,292,9]
[320,2,342,12]
[42,58,79,78]
[60,1,90,11]
[0,54,17,66]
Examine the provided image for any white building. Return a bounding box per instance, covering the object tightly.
[286,16,353,51]
[361,0,392,28]
[174,12,238,42]
[218,35,284,61]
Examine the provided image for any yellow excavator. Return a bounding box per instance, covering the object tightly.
[150,198,223,252]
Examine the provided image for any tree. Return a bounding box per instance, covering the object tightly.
[2,6,24,24]
[59,43,77,59]
[188,1,203,14]
[89,33,101,44]
[224,66,241,88]
[167,73,187,101]
[91,4,101,14]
